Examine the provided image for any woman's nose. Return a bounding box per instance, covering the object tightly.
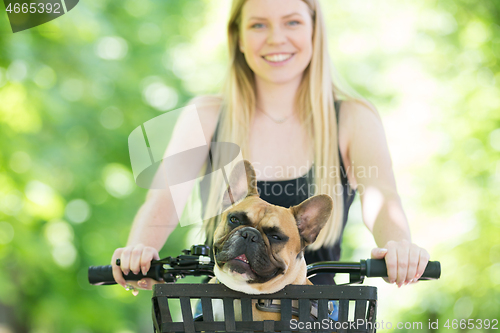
[267,26,287,45]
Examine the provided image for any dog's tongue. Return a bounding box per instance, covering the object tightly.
[235,254,248,262]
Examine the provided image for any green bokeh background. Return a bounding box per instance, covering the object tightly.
[0,0,499,332]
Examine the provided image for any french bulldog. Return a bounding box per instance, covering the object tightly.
[209,160,333,320]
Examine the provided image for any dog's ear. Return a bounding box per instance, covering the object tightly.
[222,160,258,207]
[291,194,333,246]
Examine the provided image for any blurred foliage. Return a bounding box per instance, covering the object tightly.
[336,0,500,330]
[394,0,500,329]
[0,0,499,332]
[0,0,210,332]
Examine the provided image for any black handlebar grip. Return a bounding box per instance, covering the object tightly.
[88,265,162,285]
[365,259,441,280]
[88,265,117,285]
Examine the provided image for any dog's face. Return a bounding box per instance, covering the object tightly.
[213,161,333,294]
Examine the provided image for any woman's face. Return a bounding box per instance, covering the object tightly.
[239,0,314,85]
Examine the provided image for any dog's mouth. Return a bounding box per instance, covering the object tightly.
[234,253,249,264]
[216,251,282,283]
[227,253,262,275]
[216,252,257,274]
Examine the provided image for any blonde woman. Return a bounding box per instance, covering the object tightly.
[112,0,430,291]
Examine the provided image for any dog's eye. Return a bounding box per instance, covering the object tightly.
[229,216,240,225]
[270,235,281,241]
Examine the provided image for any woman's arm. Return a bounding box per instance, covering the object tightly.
[341,100,430,287]
[111,95,222,290]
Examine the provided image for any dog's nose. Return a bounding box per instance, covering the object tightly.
[240,228,260,243]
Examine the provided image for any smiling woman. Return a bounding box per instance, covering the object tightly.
[238,1,313,84]
[112,0,431,293]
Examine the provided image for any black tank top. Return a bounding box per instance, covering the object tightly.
[203,101,356,285]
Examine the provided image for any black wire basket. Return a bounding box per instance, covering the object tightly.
[152,283,377,333]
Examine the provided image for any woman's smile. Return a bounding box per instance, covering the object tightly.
[262,52,295,66]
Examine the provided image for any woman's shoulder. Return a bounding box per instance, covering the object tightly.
[338,98,380,121]
[337,99,383,171]
[338,99,382,136]
[188,94,224,118]
[187,94,224,140]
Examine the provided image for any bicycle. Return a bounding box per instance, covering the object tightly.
[88,245,441,333]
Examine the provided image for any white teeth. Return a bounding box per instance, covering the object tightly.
[263,53,293,62]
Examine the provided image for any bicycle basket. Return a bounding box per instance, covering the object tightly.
[152,283,377,333]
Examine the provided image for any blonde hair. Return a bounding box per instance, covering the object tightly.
[203,0,377,250]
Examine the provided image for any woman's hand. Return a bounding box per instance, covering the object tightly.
[111,244,161,295]
[371,240,430,287]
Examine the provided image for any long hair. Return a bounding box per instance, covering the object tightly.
[203,0,378,250]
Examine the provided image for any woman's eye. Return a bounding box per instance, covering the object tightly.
[251,23,265,29]
[287,20,300,26]
[229,216,240,225]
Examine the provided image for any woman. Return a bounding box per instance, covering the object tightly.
[112,0,430,292]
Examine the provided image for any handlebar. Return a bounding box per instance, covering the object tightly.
[306,259,441,284]
[88,245,441,285]
[88,245,215,285]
